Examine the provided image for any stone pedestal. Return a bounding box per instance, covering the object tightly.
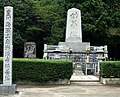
[0,84,17,94]
[59,42,90,52]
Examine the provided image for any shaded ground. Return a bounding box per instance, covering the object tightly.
[1,85,120,97]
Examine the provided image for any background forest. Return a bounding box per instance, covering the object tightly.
[0,0,120,60]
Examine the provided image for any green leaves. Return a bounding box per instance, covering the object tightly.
[100,61,120,78]
[29,0,66,45]
[0,0,119,59]
[0,58,73,83]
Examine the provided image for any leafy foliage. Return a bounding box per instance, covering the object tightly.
[100,61,120,78]
[0,0,120,59]
[0,58,73,83]
[30,0,66,44]
[0,0,38,57]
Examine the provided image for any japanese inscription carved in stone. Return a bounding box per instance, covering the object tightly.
[65,8,82,42]
[3,6,13,86]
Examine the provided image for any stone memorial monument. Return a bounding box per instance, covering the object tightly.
[59,8,90,52]
[43,8,108,75]
[66,8,82,42]
[24,42,36,58]
[0,6,16,94]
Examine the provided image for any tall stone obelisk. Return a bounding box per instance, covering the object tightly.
[65,8,82,42]
[0,6,16,94]
[59,8,90,52]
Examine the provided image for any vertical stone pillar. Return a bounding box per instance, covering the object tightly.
[3,6,13,86]
[65,8,82,42]
[0,6,16,94]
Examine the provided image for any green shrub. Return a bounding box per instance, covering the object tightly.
[0,58,73,83]
[100,61,120,78]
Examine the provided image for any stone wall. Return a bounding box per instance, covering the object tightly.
[100,77,120,85]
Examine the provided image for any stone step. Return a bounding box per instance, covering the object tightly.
[70,75,99,82]
[70,78,99,82]
[73,72,84,76]
[70,75,101,86]
[70,80,99,82]
[70,82,102,86]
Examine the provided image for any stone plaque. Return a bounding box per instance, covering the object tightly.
[24,42,36,58]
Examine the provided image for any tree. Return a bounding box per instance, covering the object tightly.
[0,0,119,59]
[0,0,38,57]
[29,0,66,44]
[72,0,109,45]
[102,0,120,60]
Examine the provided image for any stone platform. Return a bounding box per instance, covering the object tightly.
[0,84,17,94]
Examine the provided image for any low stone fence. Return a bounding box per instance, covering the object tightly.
[100,77,120,85]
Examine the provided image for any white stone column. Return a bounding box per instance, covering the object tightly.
[65,8,82,42]
[3,6,13,86]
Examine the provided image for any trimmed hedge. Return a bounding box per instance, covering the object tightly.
[100,61,120,78]
[0,58,73,83]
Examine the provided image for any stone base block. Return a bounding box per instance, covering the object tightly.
[0,84,17,94]
[100,77,120,85]
[59,42,90,52]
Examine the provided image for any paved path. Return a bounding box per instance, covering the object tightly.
[1,85,120,97]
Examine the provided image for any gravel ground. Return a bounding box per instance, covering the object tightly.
[0,85,120,97]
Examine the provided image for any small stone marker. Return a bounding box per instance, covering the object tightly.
[0,6,16,94]
[24,42,36,58]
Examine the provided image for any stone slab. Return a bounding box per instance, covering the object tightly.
[0,84,17,94]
